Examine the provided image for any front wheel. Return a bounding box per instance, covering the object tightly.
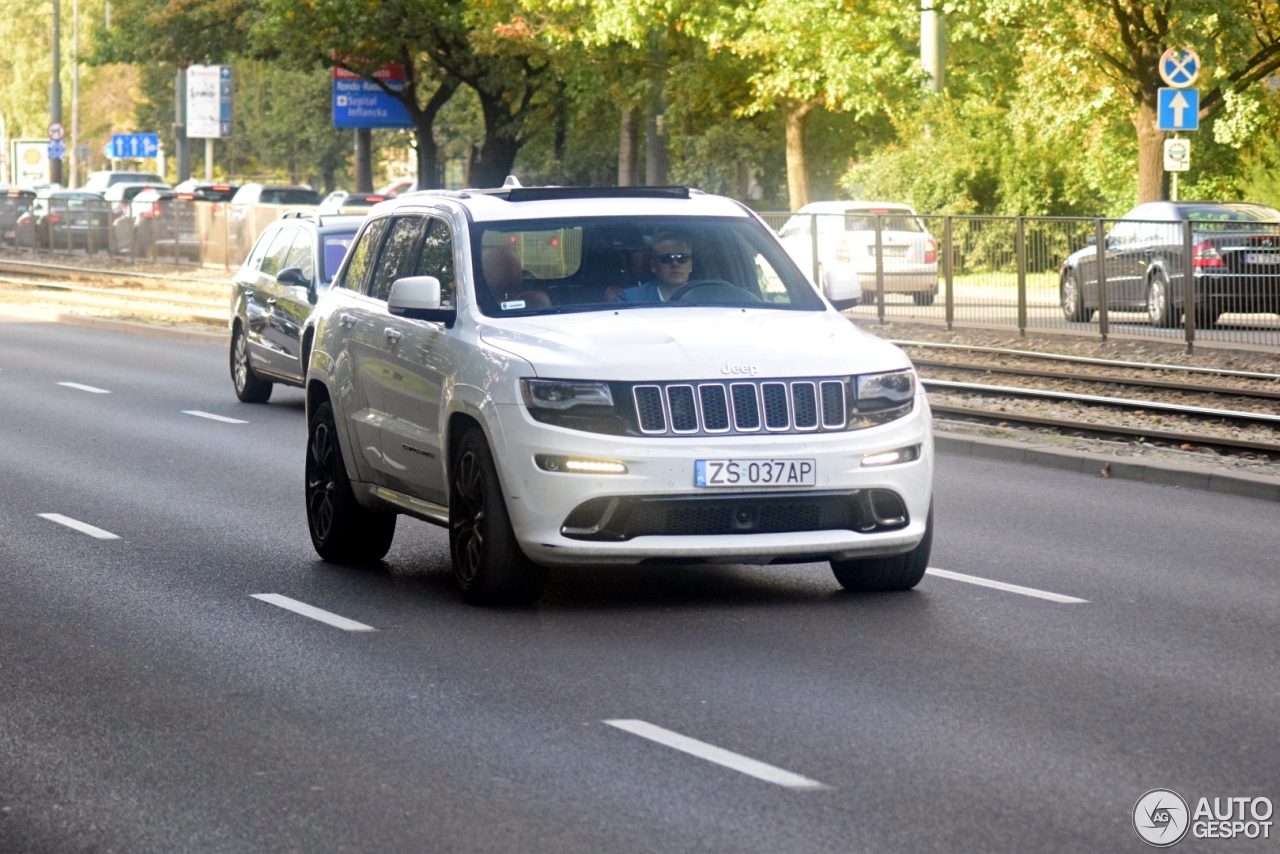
[830,505,933,592]
[1061,271,1093,322]
[450,428,547,605]
[1146,272,1178,328]
[305,400,396,563]
[230,325,273,403]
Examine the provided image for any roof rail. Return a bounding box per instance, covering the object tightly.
[504,186,693,202]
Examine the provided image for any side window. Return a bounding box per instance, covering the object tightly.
[411,217,457,307]
[259,228,297,277]
[336,217,390,293]
[283,229,315,281]
[779,218,808,239]
[368,216,426,301]
[243,228,276,273]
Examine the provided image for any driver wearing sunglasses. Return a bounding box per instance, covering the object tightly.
[614,232,694,303]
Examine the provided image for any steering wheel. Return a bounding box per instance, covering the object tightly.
[668,279,762,304]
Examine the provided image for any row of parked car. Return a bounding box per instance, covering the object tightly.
[0,170,403,261]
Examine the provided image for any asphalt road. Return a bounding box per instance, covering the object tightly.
[1,317,1277,853]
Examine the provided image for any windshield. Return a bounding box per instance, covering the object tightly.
[321,231,357,283]
[843,210,923,233]
[1178,204,1280,231]
[469,216,823,317]
[262,189,321,206]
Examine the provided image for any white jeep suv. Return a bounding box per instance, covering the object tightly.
[305,185,934,604]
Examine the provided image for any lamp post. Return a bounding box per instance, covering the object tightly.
[50,0,63,185]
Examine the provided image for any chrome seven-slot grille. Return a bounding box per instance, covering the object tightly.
[632,379,847,436]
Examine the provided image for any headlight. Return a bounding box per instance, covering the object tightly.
[855,369,915,411]
[520,379,630,434]
[850,369,915,426]
[521,379,614,410]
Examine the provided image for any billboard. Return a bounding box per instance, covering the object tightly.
[187,65,234,139]
[10,139,50,186]
[332,63,413,129]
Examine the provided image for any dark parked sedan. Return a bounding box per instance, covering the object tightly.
[1060,201,1280,328]
[15,190,112,253]
[0,187,37,244]
[229,213,363,402]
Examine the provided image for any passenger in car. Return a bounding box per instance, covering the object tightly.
[613,232,695,303]
[481,244,551,308]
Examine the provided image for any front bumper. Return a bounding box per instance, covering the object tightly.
[491,396,934,567]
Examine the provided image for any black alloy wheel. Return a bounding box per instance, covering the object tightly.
[449,428,547,605]
[305,401,395,563]
[230,324,273,403]
[830,505,933,592]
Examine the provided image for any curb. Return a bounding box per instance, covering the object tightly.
[0,306,226,346]
[936,431,1280,503]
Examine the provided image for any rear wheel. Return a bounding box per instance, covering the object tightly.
[912,290,936,306]
[305,400,396,563]
[830,506,933,592]
[450,428,547,605]
[230,324,273,403]
[1146,271,1178,328]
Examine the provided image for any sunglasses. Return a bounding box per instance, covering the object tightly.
[655,253,692,265]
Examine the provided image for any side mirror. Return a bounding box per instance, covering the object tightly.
[830,297,860,311]
[388,276,456,326]
[276,266,308,287]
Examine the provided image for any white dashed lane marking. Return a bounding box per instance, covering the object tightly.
[251,594,375,632]
[925,567,1088,603]
[37,513,120,540]
[604,719,829,790]
[183,411,249,424]
[57,382,110,394]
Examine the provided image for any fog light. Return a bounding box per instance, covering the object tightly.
[861,444,921,467]
[536,454,628,474]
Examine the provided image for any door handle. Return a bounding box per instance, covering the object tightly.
[340,314,357,328]
[384,327,402,344]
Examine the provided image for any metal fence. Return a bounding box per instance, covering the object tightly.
[3,201,313,271]
[759,211,1280,351]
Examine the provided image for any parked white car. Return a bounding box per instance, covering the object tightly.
[779,201,939,305]
[304,184,935,604]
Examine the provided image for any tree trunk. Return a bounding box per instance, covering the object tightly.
[1133,98,1165,204]
[784,100,813,211]
[618,106,640,186]
[414,123,441,190]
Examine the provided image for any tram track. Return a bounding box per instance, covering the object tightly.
[897,340,1280,458]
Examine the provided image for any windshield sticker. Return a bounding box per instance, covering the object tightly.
[501,300,526,310]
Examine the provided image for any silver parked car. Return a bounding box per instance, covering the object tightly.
[778,201,939,305]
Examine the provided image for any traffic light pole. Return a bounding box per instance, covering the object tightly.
[50,0,63,185]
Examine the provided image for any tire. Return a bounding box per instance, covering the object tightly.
[1061,271,1093,322]
[912,290,936,306]
[449,428,547,605]
[230,324,274,403]
[830,505,933,592]
[305,400,396,564]
[1146,272,1178,328]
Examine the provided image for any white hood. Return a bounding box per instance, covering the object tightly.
[478,307,911,382]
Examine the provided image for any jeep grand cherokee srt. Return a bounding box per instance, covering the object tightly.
[304,184,934,604]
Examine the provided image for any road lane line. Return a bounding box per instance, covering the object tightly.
[925,567,1088,603]
[37,513,120,540]
[603,719,829,790]
[183,410,249,424]
[57,382,110,394]
[251,594,375,632]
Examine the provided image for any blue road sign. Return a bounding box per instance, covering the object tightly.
[332,78,413,129]
[1158,88,1199,131]
[111,133,160,159]
[1159,48,1199,88]
[47,140,66,161]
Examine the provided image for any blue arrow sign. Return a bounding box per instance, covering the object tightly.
[1158,88,1199,131]
[111,133,161,159]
